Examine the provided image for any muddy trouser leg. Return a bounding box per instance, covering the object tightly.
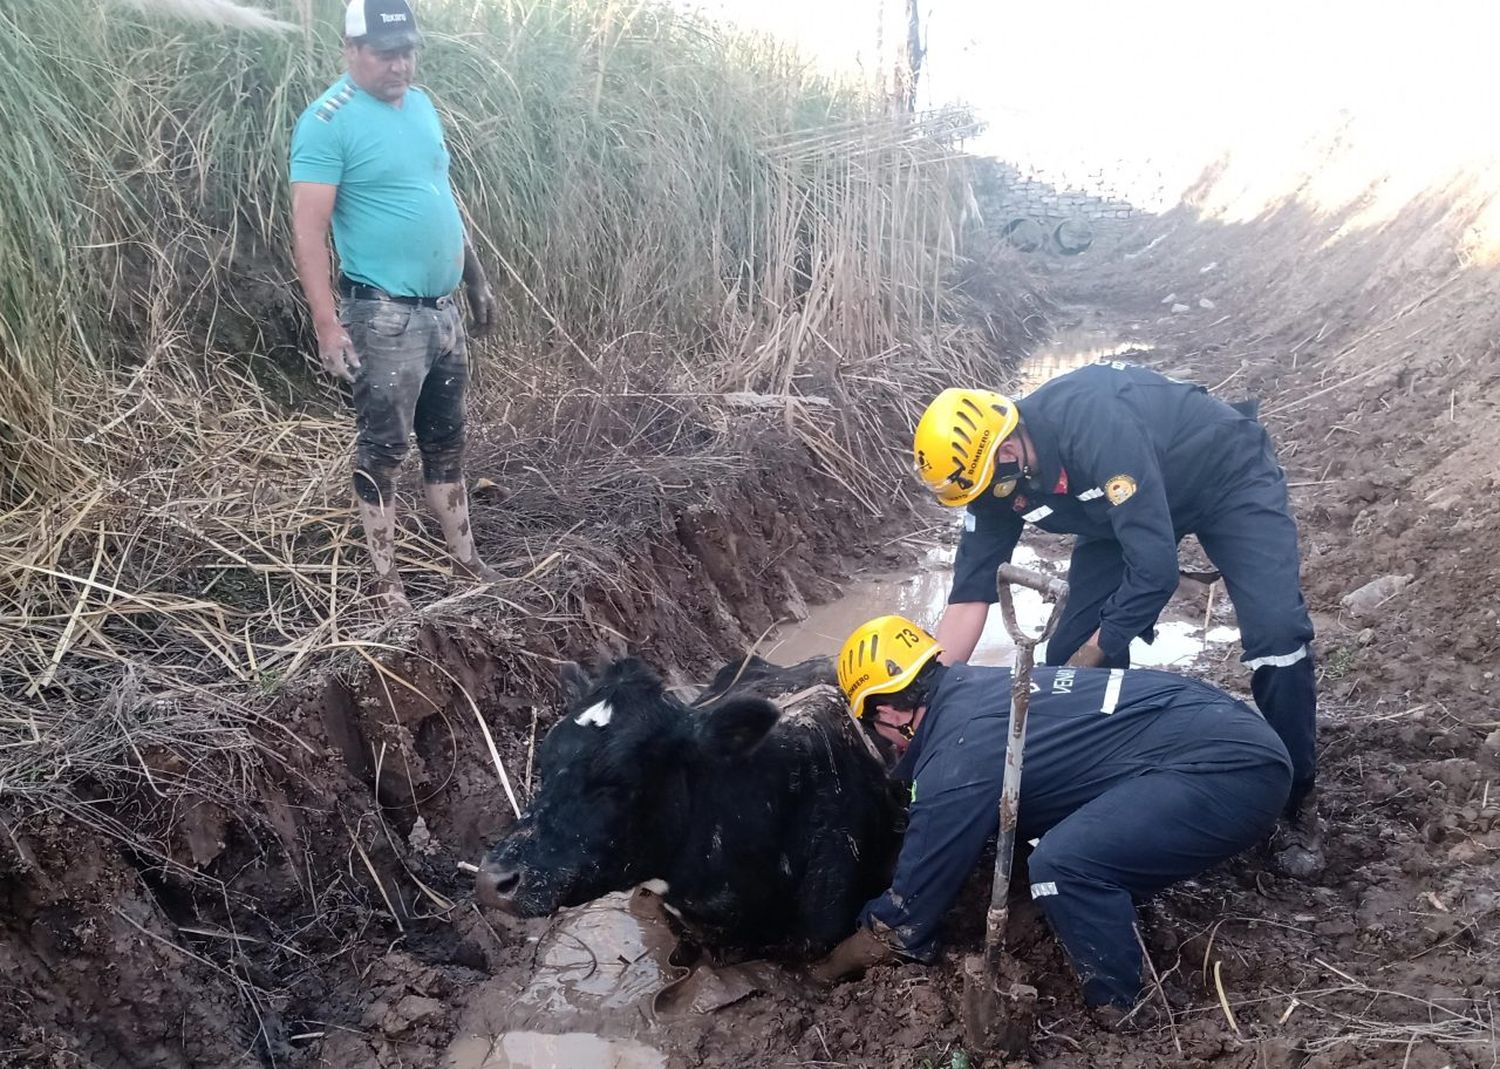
[1044,538,1132,669]
[348,301,436,505]
[1026,758,1291,1009]
[413,302,468,487]
[1194,449,1318,817]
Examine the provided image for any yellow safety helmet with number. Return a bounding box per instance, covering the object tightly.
[837,615,943,717]
[913,388,1021,507]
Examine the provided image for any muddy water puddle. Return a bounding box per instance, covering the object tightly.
[768,539,1237,669]
[447,891,787,1068]
[447,1031,667,1069]
[1017,323,1156,392]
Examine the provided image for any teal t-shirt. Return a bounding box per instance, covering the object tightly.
[290,78,465,297]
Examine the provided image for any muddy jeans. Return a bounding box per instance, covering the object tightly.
[342,297,469,505]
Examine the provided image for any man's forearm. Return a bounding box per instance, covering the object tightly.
[1065,631,1109,668]
[461,232,487,285]
[935,602,989,664]
[293,228,339,331]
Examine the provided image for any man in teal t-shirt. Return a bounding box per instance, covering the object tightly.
[291,0,499,610]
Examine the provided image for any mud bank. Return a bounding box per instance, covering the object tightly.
[0,448,925,1069]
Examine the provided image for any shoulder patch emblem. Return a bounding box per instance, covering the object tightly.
[315,83,358,123]
[1104,474,1137,506]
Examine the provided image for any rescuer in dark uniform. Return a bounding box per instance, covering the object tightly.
[810,615,1292,1021]
[910,361,1321,878]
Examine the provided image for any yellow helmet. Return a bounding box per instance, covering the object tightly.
[837,615,942,717]
[913,388,1021,507]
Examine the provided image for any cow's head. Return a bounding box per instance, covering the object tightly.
[475,657,780,916]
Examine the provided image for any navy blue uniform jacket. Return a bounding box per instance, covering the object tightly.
[860,663,1290,959]
[949,361,1266,658]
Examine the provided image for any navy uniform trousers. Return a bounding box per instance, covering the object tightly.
[1042,430,1317,815]
[1025,756,1290,1007]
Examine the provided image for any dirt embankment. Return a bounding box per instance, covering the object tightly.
[981,153,1500,1067]
[0,439,928,1069]
[1071,163,1500,720]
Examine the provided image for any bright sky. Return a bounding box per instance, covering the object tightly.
[681,0,1500,212]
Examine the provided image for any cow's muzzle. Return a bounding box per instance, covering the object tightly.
[475,859,523,912]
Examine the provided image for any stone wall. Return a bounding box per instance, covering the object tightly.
[970,157,1153,253]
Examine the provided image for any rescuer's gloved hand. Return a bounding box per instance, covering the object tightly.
[807,925,894,984]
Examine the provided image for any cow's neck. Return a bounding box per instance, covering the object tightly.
[656,754,757,891]
[648,762,695,875]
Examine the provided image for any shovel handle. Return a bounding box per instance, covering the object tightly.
[981,563,1071,966]
[983,639,1035,966]
[996,565,1071,647]
[997,563,1070,602]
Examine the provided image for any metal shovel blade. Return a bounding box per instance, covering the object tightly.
[961,952,1037,1056]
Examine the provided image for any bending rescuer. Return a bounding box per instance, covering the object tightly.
[811,615,1291,1023]
[909,361,1321,877]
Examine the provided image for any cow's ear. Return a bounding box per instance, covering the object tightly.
[559,661,592,705]
[696,697,779,759]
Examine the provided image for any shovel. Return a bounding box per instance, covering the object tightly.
[960,562,1070,1057]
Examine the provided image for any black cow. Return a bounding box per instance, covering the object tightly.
[475,655,899,956]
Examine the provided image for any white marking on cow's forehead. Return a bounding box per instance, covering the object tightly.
[575,700,613,728]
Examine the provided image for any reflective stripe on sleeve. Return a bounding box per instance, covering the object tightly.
[1030,881,1058,898]
[1245,645,1309,671]
[1021,506,1053,523]
[1101,668,1124,714]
